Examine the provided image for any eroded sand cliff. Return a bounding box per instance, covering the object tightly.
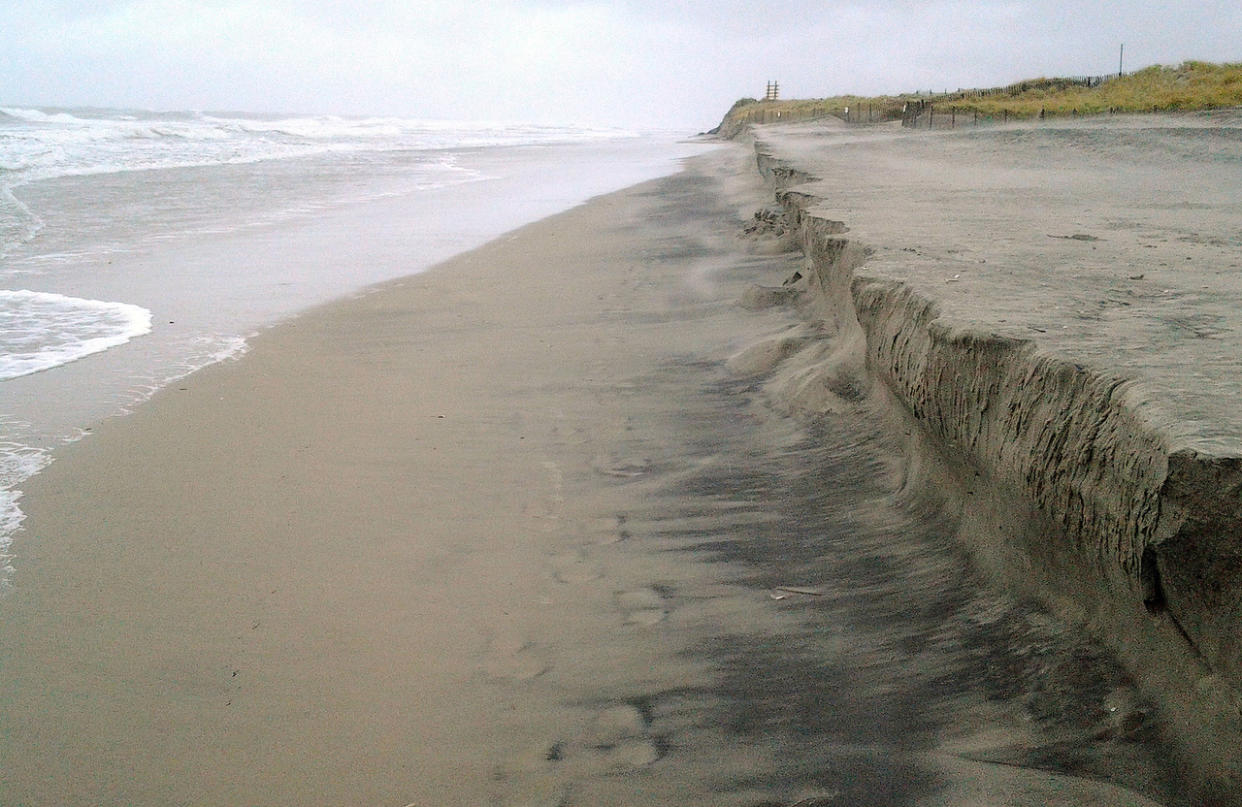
[738,113,1242,795]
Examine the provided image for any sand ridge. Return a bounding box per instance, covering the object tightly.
[746,113,1242,800]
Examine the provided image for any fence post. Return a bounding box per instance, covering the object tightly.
[951,107,956,128]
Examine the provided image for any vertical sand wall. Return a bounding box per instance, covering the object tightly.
[749,139,1242,790]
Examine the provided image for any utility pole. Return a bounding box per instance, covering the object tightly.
[1119,43,1125,78]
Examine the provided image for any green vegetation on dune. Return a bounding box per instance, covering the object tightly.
[717,94,906,133]
[716,61,1242,132]
[968,61,1242,116]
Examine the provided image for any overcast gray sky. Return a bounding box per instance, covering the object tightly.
[2,1,1240,129]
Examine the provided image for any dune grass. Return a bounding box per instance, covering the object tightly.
[719,61,1242,130]
[721,94,906,130]
[964,61,1242,117]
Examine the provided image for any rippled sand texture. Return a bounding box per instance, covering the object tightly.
[0,145,1187,805]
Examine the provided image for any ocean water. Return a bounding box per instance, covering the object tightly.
[0,106,715,578]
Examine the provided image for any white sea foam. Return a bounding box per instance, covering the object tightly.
[0,107,633,263]
[0,184,44,258]
[0,107,637,189]
[0,107,86,125]
[0,330,244,586]
[0,290,153,380]
[0,106,698,589]
[0,419,52,587]
[0,489,22,586]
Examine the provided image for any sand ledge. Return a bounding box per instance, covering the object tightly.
[745,122,1242,791]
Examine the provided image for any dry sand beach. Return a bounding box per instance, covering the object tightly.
[1,118,1239,806]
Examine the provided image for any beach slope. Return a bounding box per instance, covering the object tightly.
[0,140,1206,806]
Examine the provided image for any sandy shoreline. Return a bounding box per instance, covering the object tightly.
[0,142,1200,806]
[0,145,806,806]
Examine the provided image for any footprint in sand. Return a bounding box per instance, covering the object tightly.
[590,454,653,479]
[549,551,603,584]
[597,737,660,769]
[589,513,632,545]
[616,586,671,626]
[493,706,660,800]
[578,703,661,773]
[482,634,550,681]
[492,742,572,807]
[494,774,569,807]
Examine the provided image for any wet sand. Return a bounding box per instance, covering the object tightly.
[0,145,1188,805]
